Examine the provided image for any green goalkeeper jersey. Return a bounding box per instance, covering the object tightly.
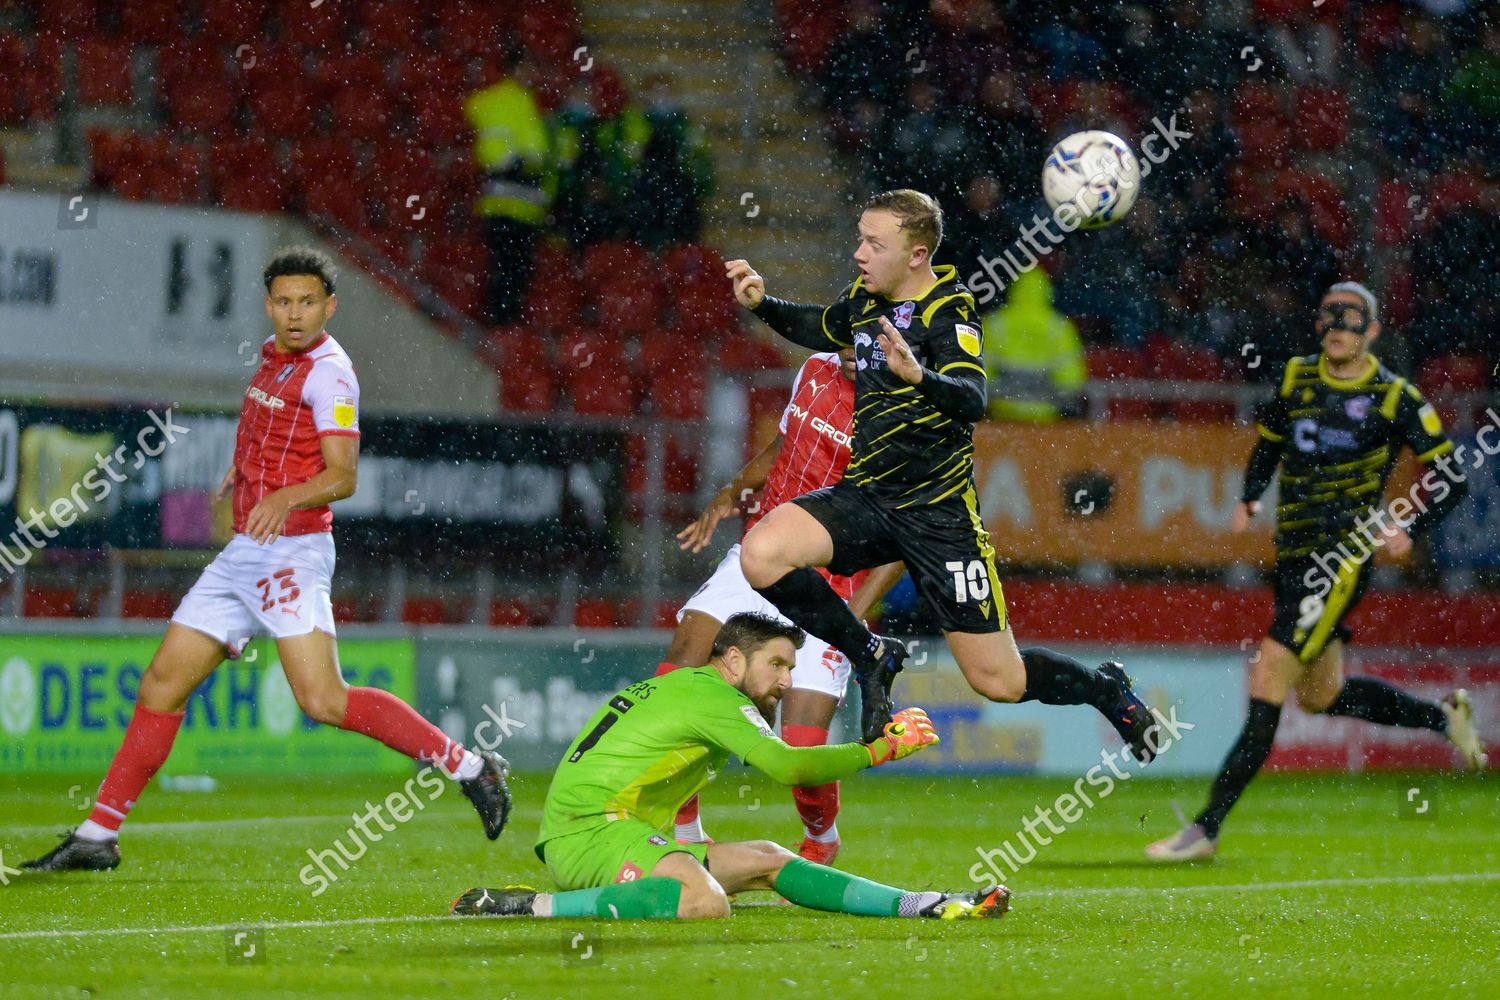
[536,666,872,856]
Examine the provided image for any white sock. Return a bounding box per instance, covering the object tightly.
[75,819,117,842]
[805,822,839,844]
[674,816,707,843]
[450,750,484,782]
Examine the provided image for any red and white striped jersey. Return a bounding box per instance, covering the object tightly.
[232,332,360,536]
[747,352,866,600]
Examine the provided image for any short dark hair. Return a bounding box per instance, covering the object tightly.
[263,245,337,295]
[710,612,804,661]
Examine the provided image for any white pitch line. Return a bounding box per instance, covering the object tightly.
[2,871,1496,940]
[2,814,357,837]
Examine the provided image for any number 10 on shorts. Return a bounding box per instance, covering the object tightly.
[945,560,991,604]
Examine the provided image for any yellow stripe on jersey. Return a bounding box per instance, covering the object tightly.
[1417,439,1455,463]
[1299,555,1362,664]
[920,291,975,328]
[940,360,986,376]
[1379,379,1405,421]
[1256,423,1285,442]
[961,485,1006,629]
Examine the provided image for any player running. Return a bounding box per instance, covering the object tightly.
[451,612,1010,921]
[665,346,905,862]
[725,189,1159,759]
[1148,282,1485,862]
[23,247,509,873]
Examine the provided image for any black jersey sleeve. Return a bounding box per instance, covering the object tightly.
[1389,379,1468,537]
[1240,435,1284,504]
[753,285,854,351]
[911,309,986,423]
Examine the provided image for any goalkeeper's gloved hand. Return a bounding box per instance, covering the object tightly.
[866,707,940,766]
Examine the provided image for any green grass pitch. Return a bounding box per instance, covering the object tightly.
[2,769,1496,998]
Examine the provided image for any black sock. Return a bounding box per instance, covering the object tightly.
[1195,698,1282,839]
[754,568,880,672]
[1324,677,1446,732]
[1018,647,1115,711]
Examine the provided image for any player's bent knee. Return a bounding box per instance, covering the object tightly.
[738,531,785,589]
[294,688,348,726]
[676,879,732,919]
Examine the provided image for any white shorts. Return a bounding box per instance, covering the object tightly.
[171,532,337,656]
[678,543,851,700]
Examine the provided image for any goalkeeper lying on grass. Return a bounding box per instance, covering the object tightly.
[452,612,1009,922]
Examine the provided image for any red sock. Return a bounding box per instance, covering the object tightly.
[89,704,184,832]
[783,723,839,838]
[339,686,465,773]
[675,794,700,826]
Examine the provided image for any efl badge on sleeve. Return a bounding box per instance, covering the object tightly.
[955,323,982,357]
[333,395,356,428]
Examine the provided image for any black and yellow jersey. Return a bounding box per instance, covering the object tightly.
[753,265,987,507]
[1246,353,1456,558]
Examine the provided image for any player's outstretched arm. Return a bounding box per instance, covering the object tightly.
[677,435,784,553]
[740,707,940,786]
[848,560,907,621]
[726,259,851,351]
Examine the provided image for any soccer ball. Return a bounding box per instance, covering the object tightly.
[1041,130,1141,229]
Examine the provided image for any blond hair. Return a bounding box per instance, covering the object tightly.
[863,189,943,255]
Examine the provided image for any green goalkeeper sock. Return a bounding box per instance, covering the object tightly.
[774,857,938,917]
[548,877,682,919]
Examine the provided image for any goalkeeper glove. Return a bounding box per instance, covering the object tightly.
[866,707,940,766]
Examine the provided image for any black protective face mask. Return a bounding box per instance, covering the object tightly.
[1315,302,1370,336]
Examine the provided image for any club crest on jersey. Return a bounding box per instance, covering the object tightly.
[893,301,916,329]
[1344,395,1371,421]
[955,323,982,357]
[274,363,295,384]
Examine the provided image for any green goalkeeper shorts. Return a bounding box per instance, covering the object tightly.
[540,819,710,890]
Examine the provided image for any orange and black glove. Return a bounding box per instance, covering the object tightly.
[866,707,940,766]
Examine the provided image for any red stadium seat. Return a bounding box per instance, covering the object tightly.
[276,0,345,51]
[401,596,450,625]
[76,38,135,106]
[422,237,489,320]
[35,0,95,40]
[1293,88,1349,151]
[212,138,289,213]
[514,2,579,64]
[122,590,176,619]
[199,0,270,45]
[1373,180,1415,247]
[569,364,637,416]
[436,2,512,59]
[247,77,316,138]
[24,585,79,618]
[1086,345,1159,421]
[489,598,535,627]
[1231,82,1284,128]
[1418,354,1490,429]
[574,598,621,629]
[720,336,788,373]
[288,136,358,195]
[119,0,178,44]
[301,173,368,230]
[371,147,440,232]
[649,376,706,420]
[360,0,425,54]
[499,359,559,413]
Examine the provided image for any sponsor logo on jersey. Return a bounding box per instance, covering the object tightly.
[247,386,286,410]
[786,401,853,447]
[333,395,356,428]
[955,323,982,357]
[893,300,916,329]
[739,703,775,737]
[1418,402,1442,435]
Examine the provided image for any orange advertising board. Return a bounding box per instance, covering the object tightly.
[971,422,1416,567]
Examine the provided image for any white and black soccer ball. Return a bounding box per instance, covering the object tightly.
[1041,130,1141,229]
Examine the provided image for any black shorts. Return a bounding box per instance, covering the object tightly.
[1268,551,1374,664]
[793,480,1006,634]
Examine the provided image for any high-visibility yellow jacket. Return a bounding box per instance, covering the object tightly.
[981,268,1086,423]
[465,78,553,223]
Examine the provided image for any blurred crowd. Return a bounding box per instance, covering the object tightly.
[778,0,1499,383]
